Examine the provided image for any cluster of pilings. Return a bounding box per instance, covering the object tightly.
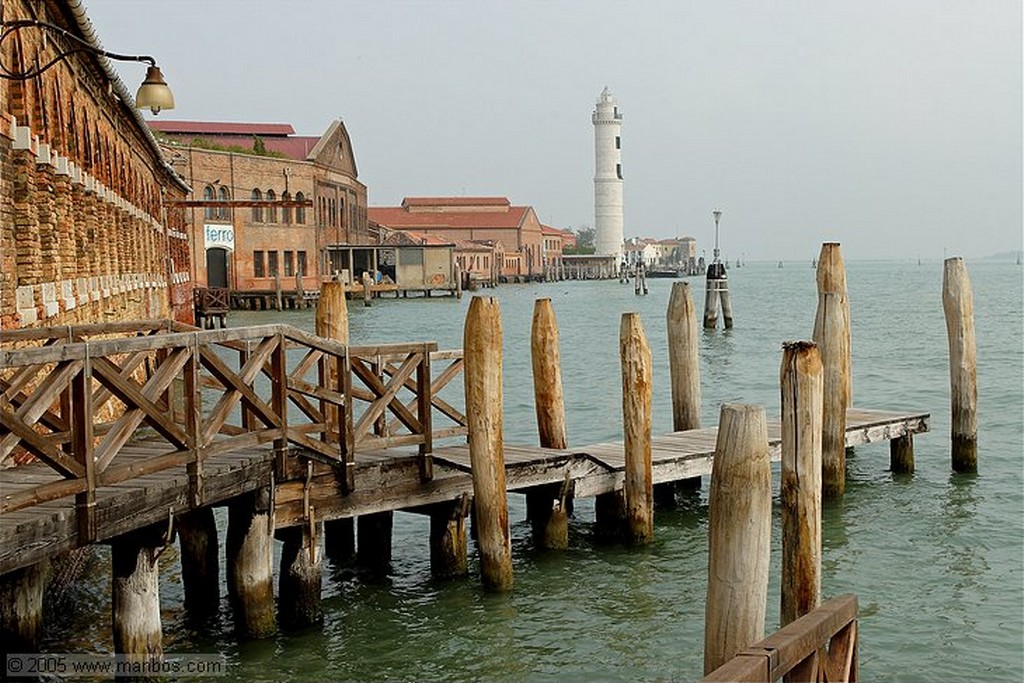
[0,246,980,664]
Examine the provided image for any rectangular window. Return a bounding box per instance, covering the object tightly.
[615,136,621,149]
[268,251,279,277]
[284,251,294,277]
[253,251,265,278]
[616,163,623,180]
[297,251,307,276]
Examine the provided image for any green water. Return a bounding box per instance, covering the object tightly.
[44,261,1023,681]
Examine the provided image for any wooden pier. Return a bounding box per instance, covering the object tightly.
[0,317,927,672]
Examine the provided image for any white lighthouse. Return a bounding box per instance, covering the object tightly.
[593,87,623,260]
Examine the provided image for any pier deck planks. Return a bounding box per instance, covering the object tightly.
[0,408,927,575]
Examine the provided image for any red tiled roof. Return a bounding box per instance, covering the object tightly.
[149,121,295,136]
[369,206,528,230]
[402,196,510,208]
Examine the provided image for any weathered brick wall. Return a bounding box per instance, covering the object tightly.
[0,0,192,330]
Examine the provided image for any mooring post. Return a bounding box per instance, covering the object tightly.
[275,271,283,311]
[813,290,848,498]
[278,521,324,629]
[667,281,702,493]
[454,262,463,300]
[429,494,472,579]
[620,312,654,544]
[943,257,978,473]
[317,281,356,563]
[111,524,165,663]
[780,342,823,628]
[816,242,852,404]
[177,507,220,622]
[0,560,50,658]
[357,511,394,573]
[890,433,915,474]
[464,296,513,591]
[361,271,373,307]
[703,403,771,675]
[702,262,722,329]
[528,298,571,549]
[719,281,733,329]
[226,488,276,639]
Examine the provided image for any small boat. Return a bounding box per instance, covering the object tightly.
[778,261,784,268]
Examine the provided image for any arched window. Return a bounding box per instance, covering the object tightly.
[251,189,263,222]
[295,192,305,224]
[266,190,277,223]
[218,186,231,219]
[282,191,292,225]
[203,185,215,219]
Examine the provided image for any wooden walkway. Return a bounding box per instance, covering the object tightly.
[2,407,928,575]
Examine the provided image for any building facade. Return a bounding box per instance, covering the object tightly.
[0,0,192,330]
[149,120,369,298]
[369,197,544,279]
[593,87,624,260]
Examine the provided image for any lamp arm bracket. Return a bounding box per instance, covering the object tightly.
[0,19,156,81]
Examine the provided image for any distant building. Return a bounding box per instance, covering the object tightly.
[1,0,191,329]
[149,119,369,303]
[593,87,624,260]
[369,197,544,280]
[541,224,571,280]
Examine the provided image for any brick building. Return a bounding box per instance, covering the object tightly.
[148,120,369,301]
[0,0,192,330]
[369,197,545,280]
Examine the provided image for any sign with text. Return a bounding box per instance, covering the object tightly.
[204,224,235,251]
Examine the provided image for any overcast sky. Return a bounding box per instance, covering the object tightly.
[85,1,1020,261]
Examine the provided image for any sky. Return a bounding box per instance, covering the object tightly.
[84,1,1021,262]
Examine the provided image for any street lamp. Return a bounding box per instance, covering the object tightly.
[0,19,174,114]
[712,209,722,263]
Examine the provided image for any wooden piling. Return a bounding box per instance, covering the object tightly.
[226,489,275,639]
[942,257,978,473]
[275,271,283,311]
[531,299,568,451]
[357,511,393,573]
[668,281,702,432]
[704,403,771,675]
[454,262,463,299]
[429,494,471,579]
[111,524,164,662]
[529,298,572,548]
[890,433,915,474]
[779,342,823,627]
[667,281,702,492]
[813,290,849,499]
[0,560,49,657]
[317,281,356,562]
[278,521,323,629]
[464,296,513,591]
[361,271,373,307]
[177,507,219,621]
[620,312,654,544]
[719,286,733,329]
[815,243,852,404]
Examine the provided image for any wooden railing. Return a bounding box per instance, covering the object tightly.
[702,594,858,682]
[194,286,230,313]
[0,321,466,537]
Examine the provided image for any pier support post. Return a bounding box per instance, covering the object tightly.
[0,560,50,657]
[813,290,849,499]
[703,262,731,329]
[529,298,571,548]
[177,507,220,622]
[890,434,915,474]
[464,296,513,592]
[361,271,373,307]
[357,511,393,573]
[317,281,356,563]
[278,522,323,629]
[111,524,165,662]
[226,488,276,639]
[704,403,771,675]
[667,281,702,492]
[779,342,823,627]
[942,257,978,473]
[620,313,654,545]
[594,489,627,541]
[429,494,471,579]
[816,243,852,404]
